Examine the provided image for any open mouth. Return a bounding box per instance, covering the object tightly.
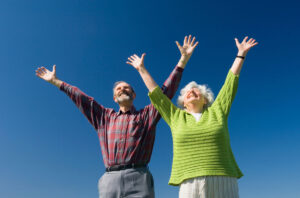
[118,91,131,97]
[187,92,197,99]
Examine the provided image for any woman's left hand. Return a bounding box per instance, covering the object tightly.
[235,36,258,56]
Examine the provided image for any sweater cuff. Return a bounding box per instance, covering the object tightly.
[228,69,240,78]
[148,86,162,99]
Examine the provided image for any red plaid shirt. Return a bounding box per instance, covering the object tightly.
[60,66,183,167]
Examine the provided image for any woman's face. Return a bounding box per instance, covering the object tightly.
[183,88,206,107]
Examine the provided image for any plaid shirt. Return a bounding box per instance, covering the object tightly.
[60,66,183,167]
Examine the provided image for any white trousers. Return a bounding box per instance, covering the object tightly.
[179,176,239,198]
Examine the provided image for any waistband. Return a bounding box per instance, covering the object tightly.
[105,164,147,172]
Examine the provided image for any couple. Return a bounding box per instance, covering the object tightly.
[35,35,257,198]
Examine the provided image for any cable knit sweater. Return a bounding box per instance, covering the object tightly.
[148,70,243,186]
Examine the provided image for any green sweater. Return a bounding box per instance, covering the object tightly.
[149,70,243,186]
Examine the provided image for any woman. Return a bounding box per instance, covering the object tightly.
[127,35,258,198]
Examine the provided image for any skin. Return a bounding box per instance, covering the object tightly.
[183,87,207,113]
[127,35,199,92]
[113,82,136,112]
[35,35,199,112]
[127,36,258,114]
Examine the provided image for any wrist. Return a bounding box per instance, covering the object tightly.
[179,55,190,64]
[50,78,61,88]
[237,50,248,57]
[137,65,146,73]
[49,78,57,84]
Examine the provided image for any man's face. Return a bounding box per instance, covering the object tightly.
[113,82,135,103]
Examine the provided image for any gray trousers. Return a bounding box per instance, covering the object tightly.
[98,167,155,198]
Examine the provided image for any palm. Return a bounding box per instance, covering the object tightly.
[176,35,199,57]
[235,36,258,53]
[127,54,145,70]
[181,44,194,56]
[36,65,56,82]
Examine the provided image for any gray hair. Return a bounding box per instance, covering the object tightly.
[113,81,135,95]
[177,81,214,109]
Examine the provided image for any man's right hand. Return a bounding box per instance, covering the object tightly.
[36,65,62,88]
[176,35,199,68]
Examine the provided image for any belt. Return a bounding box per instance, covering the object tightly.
[105,164,147,172]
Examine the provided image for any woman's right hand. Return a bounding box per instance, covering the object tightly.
[126,53,146,72]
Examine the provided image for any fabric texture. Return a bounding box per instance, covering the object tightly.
[60,66,183,167]
[179,176,239,198]
[149,70,243,186]
[98,167,155,198]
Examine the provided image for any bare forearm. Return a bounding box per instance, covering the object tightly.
[138,67,158,92]
[177,55,190,69]
[230,51,247,75]
[50,78,63,88]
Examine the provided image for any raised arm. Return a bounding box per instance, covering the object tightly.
[35,65,106,130]
[231,36,258,75]
[176,35,198,69]
[213,37,258,116]
[126,35,199,93]
[127,53,158,92]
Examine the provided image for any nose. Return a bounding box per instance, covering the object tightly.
[189,90,195,95]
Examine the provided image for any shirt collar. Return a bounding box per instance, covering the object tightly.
[117,106,137,115]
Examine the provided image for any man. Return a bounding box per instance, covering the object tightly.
[35,35,198,198]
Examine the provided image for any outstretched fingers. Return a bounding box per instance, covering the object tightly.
[190,36,195,46]
[126,57,134,66]
[127,55,138,65]
[235,36,258,51]
[249,38,257,45]
[192,41,199,49]
[252,41,258,47]
[38,68,45,75]
[126,53,146,69]
[141,53,146,61]
[187,35,192,44]
[183,36,188,45]
[52,65,56,73]
[175,41,182,50]
[234,38,240,46]
[35,67,45,78]
[242,36,248,43]
[247,38,254,44]
[127,57,134,63]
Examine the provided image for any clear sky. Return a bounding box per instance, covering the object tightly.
[0,0,299,197]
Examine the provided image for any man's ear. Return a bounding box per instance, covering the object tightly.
[132,92,136,100]
[113,95,118,103]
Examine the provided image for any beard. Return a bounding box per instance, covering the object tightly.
[116,91,134,103]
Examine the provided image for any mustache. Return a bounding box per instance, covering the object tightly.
[118,90,131,97]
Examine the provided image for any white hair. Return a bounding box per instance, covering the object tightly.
[177,81,215,109]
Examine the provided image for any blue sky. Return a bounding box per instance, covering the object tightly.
[0,0,299,197]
